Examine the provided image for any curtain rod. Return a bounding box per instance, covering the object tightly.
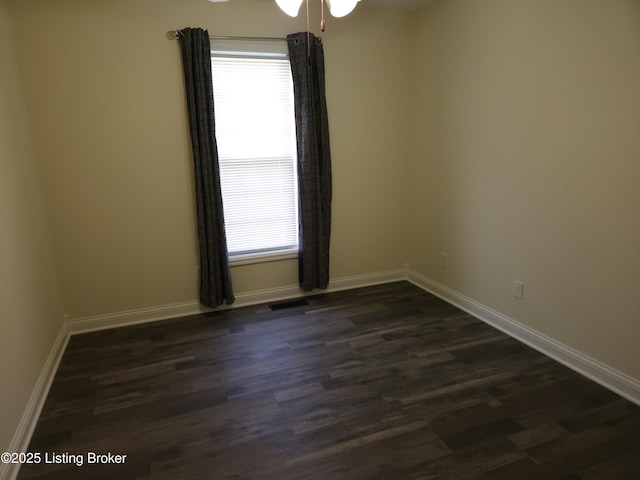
[167,30,286,41]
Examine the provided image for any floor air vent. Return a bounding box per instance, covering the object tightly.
[269,299,309,311]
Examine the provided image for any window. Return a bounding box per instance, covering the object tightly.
[211,39,298,264]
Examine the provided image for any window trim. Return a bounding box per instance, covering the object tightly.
[211,38,299,266]
[228,247,298,267]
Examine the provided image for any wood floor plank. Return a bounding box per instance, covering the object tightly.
[17,282,640,479]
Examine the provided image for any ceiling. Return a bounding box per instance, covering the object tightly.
[19,0,437,13]
[360,0,435,11]
[246,0,437,12]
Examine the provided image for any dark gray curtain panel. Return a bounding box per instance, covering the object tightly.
[287,32,333,291]
[178,28,234,307]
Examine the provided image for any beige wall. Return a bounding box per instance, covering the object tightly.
[408,0,640,380]
[10,0,412,319]
[0,0,64,451]
[4,0,639,455]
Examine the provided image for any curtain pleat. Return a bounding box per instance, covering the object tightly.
[178,28,234,307]
[287,32,332,291]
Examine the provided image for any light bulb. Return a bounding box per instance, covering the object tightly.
[275,0,304,17]
[326,0,359,18]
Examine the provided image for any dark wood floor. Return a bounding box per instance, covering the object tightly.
[18,282,640,479]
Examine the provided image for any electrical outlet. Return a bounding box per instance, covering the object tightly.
[440,252,448,269]
[512,280,524,300]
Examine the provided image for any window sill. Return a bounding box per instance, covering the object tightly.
[229,249,298,267]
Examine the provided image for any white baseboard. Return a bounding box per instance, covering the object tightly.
[8,266,638,480]
[1,322,70,480]
[67,300,207,335]
[406,268,640,406]
[68,269,407,335]
[231,268,406,308]
[67,266,640,406]
[324,268,407,293]
[4,268,404,480]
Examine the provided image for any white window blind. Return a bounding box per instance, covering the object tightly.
[211,39,298,259]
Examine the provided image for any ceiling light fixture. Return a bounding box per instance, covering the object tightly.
[275,0,361,30]
[275,0,303,17]
[326,0,360,17]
